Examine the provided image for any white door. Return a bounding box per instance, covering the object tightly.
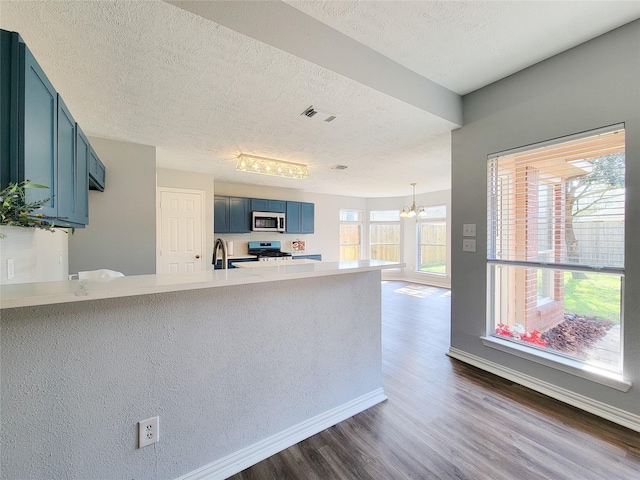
[159,189,205,274]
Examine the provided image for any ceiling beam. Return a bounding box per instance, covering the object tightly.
[165,0,463,126]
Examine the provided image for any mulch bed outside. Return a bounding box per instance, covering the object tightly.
[541,313,615,357]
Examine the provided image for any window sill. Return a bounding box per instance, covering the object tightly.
[416,271,447,276]
[481,335,631,392]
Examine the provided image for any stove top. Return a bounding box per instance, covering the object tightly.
[247,241,292,259]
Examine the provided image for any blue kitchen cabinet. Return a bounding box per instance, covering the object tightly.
[88,146,105,191]
[285,201,314,234]
[1,29,94,227]
[229,197,250,233]
[215,196,251,233]
[213,257,256,270]
[301,202,315,233]
[285,202,301,233]
[57,96,89,226]
[251,198,286,213]
[294,254,322,261]
[74,126,90,225]
[214,195,229,233]
[22,40,57,217]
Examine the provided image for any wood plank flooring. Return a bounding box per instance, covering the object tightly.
[228,281,640,480]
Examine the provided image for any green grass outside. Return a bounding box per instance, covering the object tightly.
[563,272,621,323]
[419,263,446,274]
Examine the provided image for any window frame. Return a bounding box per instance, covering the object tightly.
[485,124,627,389]
[369,210,401,262]
[339,209,363,261]
[416,205,447,276]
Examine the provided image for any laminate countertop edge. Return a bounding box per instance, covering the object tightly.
[0,260,404,309]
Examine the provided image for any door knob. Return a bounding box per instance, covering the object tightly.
[195,255,200,259]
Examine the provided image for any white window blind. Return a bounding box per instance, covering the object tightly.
[488,125,625,271]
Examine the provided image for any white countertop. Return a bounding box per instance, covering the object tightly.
[0,260,403,309]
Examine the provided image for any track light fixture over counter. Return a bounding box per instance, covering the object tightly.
[236,154,309,179]
[400,183,426,218]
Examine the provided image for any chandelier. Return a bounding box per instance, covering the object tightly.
[236,154,309,179]
[400,183,426,218]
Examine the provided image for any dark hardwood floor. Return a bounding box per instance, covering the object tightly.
[228,281,640,479]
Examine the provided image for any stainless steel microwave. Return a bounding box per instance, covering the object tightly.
[252,211,286,232]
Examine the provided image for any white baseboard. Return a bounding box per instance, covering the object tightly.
[176,388,388,480]
[447,347,640,433]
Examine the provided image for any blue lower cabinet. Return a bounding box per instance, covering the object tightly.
[294,254,322,261]
[213,258,256,270]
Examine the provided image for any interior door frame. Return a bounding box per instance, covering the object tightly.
[156,186,207,274]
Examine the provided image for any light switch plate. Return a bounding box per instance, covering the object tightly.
[463,224,476,237]
[463,239,476,252]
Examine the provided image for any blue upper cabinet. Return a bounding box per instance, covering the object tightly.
[22,41,57,218]
[214,195,230,233]
[88,146,105,191]
[215,196,250,234]
[251,198,286,213]
[229,197,250,233]
[1,29,104,228]
[301,202,315,234]
[74,125,90,225]
[286,201,314,234]
[286,201,301,233]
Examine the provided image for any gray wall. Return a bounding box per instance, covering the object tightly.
[451,21,639,415]
[68,137,156,276]
[0,271,382,479]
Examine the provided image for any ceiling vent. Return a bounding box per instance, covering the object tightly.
[331,165,348,170]
[301,106,336,123]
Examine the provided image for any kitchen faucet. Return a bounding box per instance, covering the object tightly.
[213,238,228,269]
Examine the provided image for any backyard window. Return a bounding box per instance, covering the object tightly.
[370,210,400,261]
[417,205,447,275]
[339,209,363,260]
[487,125,625,374]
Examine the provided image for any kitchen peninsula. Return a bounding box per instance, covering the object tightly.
[0,260,400,480]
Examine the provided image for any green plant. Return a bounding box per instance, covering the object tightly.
[0,180,55,238]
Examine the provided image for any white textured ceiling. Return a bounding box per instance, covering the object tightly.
[1,1,638,198]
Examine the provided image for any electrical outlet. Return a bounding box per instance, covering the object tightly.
[138,416,159,448]
[7,258,15,279]
[463,223,476,237]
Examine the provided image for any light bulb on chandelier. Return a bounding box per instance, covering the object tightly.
[400,183,426,218]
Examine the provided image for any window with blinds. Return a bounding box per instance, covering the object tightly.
[486,125,625,373]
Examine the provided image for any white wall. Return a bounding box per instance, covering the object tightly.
[68,137,157,276]
[451,20,640,423]
[0,227,68,283]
